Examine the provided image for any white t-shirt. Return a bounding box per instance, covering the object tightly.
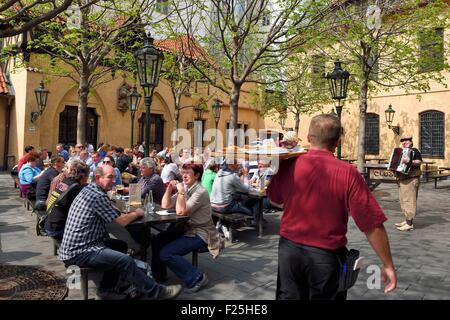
[160,163,180,183]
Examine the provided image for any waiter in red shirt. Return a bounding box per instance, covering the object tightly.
[268,114,397,300]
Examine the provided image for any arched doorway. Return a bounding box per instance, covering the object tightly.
[58,106,98,148]
[138,113,164,151]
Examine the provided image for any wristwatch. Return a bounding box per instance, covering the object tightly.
[178,192,185,196]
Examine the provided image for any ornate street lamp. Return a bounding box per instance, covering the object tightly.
[128,85,141,148]
[31,80,49,123]
[212,99,223,151]
[193,102,207,150]
[326,60,350,159]
[134,31,164,157]
[385,104,400,135]
[194,103,205,120]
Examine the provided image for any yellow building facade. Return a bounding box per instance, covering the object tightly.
[264,33,450,168]
[0,54,265,169]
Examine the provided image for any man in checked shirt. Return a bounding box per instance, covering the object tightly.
[58,164,182,300]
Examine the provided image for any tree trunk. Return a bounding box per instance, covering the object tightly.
[228,82,242,146]
[294,112,300,136]
[174,89,182,140]
[356,81,368,173]
[77,74,89,145]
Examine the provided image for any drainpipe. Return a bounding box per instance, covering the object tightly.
[2,97,13,171]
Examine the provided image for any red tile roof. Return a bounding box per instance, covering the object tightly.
[0,69,9,94]
[155,35,216,66]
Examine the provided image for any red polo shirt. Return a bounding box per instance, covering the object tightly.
[267,149,387,250]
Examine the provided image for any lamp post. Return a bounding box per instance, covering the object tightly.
[326,60,350,159]
[128,85,141,148]
[193,103,206,150]
[212,99,223,151]
[31,80,50,123]
[134,31,164,157]
[385,104,400,135]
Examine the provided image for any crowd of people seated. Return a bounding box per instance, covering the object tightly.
[14,141,279,300]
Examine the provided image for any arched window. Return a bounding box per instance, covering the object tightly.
[364,113,379,155]
[420,110,444,157]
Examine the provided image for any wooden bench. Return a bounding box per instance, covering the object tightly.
[212,211,253,243]
[191,247,209,268]
[431,172,450,189]
[25,198,36,211]
[53,238,96,300]
[10,165,19,189]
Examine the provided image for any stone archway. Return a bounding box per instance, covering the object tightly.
[52,87,107,149]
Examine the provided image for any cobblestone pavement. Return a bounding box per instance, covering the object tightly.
[1,173,449,300]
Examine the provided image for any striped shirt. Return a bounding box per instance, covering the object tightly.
[58,183,119,261]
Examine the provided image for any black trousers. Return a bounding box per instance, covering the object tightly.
[276,236,347,300]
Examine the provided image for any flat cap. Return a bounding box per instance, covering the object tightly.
[400,134,413,142]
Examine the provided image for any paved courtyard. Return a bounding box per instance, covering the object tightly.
[1,172,450,300]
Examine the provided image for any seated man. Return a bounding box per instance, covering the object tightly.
[249,159,275,212]
[138,157,165,203]
[249,159,274,189]
[115,147,132,173]
[58,164,181,300]
[44,160,89,240]
[35,155,65,210]
[210,158,259,236]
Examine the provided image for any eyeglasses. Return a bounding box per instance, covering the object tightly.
[103,160,111,164]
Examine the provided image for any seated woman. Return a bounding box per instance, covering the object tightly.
[153,163,221,293]
[18,151,45,197]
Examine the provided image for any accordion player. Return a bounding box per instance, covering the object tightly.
[388,148,414,174]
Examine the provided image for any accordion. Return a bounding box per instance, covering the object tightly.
[388,148,413,174]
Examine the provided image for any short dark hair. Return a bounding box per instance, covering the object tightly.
[25,145,34,153]
[115,147,124,153]
[182,162,204,180]
[103,156,116,167]
[50,155,64,165]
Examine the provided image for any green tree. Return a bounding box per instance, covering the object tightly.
[156,34,207,131]
[315,0,450,172]
[164,0,333,144]
[26,0,155,144]
[0,0,101,38]
[261,54,331,135]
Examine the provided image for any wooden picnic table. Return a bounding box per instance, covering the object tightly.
[236,188,267,238]
[422,160,436,170]
[113,198,189,260]
[247,188,267,238]
[363,163,397,190]
[420,161,437,181]
[344,157,388,164]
